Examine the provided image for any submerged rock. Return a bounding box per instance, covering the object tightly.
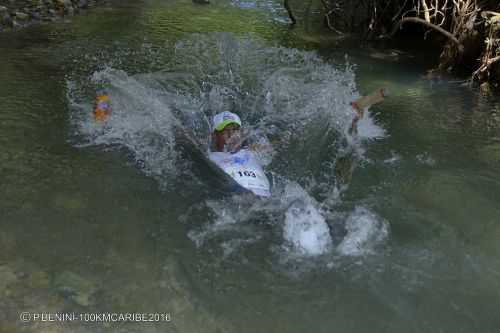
[160,256,232,332]
[53,193,86,211]
[14,12,29,21]
[53,271,97,307]
[55,0,72,9]
[28,270,51,289]
[0,231,16,260]
[0,265,18,296]
[78,0,89,9]
[478,143,500,165]
[30,11,42,20]
[1,13,13,28]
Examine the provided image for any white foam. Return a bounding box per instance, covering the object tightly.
[384,151,401,164]
[337,206,389,256]
[281,183,332,256]
[68,68,192,186]
[187,195,266,248]
[350,109,387,140]
[416,152,436,166]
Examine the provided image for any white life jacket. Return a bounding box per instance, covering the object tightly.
[208,149,271,197]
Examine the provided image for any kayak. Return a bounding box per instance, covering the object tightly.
[208,149,271,197]
[175,126,271,197]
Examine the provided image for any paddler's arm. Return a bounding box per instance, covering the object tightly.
[247,135,276,152]
[248,142,273,152]
[348,88,387,136]
[226,130,275,153]
[348,104,363,136]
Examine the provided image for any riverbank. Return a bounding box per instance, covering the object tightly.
[315,1,500,92]
[0,0,109,31]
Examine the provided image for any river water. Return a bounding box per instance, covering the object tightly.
[1,0,500,332]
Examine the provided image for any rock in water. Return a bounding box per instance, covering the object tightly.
[15,12,29,21]
[0,265,18,295]
[78,0,89,9]
[53,271,97,307]
[1,13,13,28]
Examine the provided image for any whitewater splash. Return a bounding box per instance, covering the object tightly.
[337,206,390,256]
[281,183,333,256]
[188,180,336,257]
[68,68,184,186]
[67,33,390,259]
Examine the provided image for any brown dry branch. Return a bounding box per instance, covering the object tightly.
[471,11,500,82]
[392,16,463,49]
[421,0,431,22]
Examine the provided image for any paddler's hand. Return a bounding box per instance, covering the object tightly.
[351,102,364,121]
[226,132,243,154]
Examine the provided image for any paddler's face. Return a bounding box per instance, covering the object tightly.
[215,123,240,151]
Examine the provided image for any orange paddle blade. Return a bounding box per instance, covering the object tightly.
[94,94,112,122]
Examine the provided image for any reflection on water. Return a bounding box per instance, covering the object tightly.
[1,0,500,332]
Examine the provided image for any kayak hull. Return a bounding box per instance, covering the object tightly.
[209,149,271,197]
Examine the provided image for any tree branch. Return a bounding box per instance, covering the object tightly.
[421,0,431,22]
[392,17,463,52]
[320,0,343,34]
[486,56,500,67]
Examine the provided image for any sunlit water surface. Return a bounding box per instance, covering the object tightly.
[1,0,500,332]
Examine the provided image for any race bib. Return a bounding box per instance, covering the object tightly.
[209,150,271,197]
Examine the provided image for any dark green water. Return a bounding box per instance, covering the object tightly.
[1,1,500,332]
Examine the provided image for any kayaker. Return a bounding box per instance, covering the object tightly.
[212,111,244,153]
[209,111,271,197]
